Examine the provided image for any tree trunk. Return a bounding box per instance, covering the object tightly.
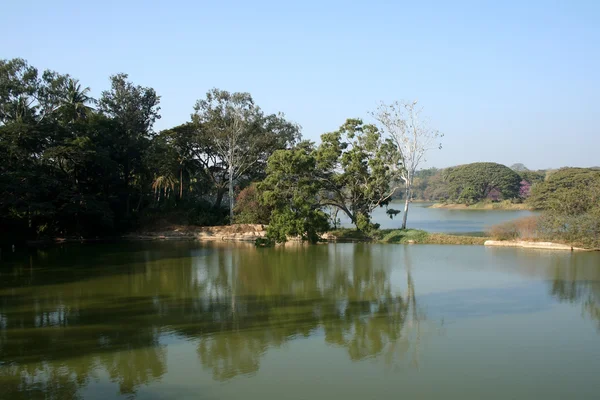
[179,167,183,200]
[124,162,131,217]
[228,164,234,223]
[402,185,410,230]
[214,188,226,209]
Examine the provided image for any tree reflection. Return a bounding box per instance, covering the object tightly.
[180,244,426,380]
[547,254,600,331]
[0,241,428,396]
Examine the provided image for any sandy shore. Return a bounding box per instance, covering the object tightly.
[123,224,269,242]
[484,240,589,251]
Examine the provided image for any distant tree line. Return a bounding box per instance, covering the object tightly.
[394,162,547,204]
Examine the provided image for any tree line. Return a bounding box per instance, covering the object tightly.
[1,58,442,245]
[395,162,548,204]
[0,59,300,243]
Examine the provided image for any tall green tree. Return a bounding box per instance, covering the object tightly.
[0,58,40,124]
[98,73,161,217]
[192,88,299,220]
[260,143,329,243]
[54,78,95,123]
[315,119,401,231]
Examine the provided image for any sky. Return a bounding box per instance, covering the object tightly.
[1,0,599,170]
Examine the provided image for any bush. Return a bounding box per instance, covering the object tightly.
[488,216,541,241]
[267,208,330,244]
[538,212,600,249]
[188,200,228,226]
[233,183,271,224]
[489,214,600,249]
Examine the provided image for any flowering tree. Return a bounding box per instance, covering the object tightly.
[519,180,532,198]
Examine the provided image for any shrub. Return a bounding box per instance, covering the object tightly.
[488,216,541,241]
[188,200,228,226]
[233,183,271,224]
[489,214,600,249]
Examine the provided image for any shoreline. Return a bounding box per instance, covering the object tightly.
[16,225,595,251]
[429,202,533,211]
[484,240,591,251]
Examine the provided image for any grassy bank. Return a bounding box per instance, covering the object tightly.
[327,228,489,245]
[430,200,533,210]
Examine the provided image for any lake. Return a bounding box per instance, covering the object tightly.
[338,201,537,234]
[1,241,599,399]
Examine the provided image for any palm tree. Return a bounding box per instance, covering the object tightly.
[152,174,177,204]
[57,78,95,122]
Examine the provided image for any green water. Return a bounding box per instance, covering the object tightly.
[1,242,600,399]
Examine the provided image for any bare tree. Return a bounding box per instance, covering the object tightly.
[372,101,442,229]
[193,89,300,222]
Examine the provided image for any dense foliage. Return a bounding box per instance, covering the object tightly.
[315,119,401,231]
[2,57,595,246]
[444,162,522,204]
[488,168,600,248]
[233,183,271,225]
[259,144,330,243]
[258,120,405,242]
[0,58,297,244]
[393,163,545,203]
[530,168,600,248]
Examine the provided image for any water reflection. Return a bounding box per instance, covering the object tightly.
[0,243,424,398]
[0,243,599,399]
[545,254,600,331]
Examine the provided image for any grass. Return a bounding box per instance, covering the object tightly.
[327,228,489,245]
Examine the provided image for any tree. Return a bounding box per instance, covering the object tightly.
[445,162,521,203]
[510,163,529,172]
[148,124,199,202]
[421,169,449,201]
[0,58,40,124]
[518,170,546,185]
[528,168,600,211]
[98,73,161,216]
[192,89,299,221]
[259,143,329,243]
[372,101,442,229]
[519,180,532,198]
[54,78,95,123]
[529,168,600,248]
[315,118,401,231]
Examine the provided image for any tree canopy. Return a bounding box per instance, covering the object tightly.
[259,143,329,243]
[0,58,300,244]
[444,162,522,204]
[315,119,401,231]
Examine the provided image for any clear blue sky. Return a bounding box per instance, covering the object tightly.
[2,0,598,169]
